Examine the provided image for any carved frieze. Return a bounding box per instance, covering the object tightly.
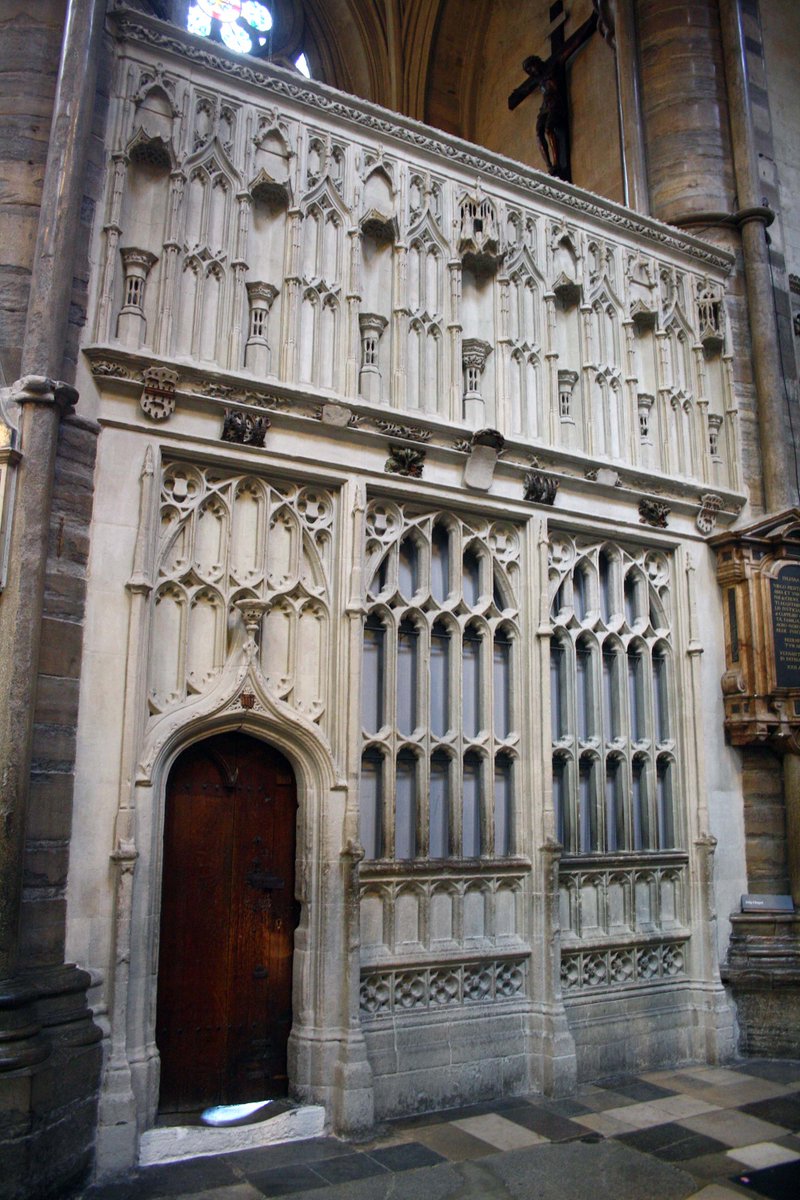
[360,957,527,1017]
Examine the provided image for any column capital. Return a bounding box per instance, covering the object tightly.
[11,375,78,414]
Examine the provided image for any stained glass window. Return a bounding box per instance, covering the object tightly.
[186,1,311,74]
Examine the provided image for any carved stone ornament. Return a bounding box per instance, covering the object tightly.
[463,429,505,492]
[639,497,670,528]
[140,366,178,421]
[373,419,431,442]
[523,467,559,505]
[471,428,505,451]
[221,409,270,447]
[697,492,723,535]
[385,444,425,478]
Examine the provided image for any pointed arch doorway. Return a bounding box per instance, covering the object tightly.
[156,732,299,1112]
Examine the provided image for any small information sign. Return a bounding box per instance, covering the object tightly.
[741,894,794,913]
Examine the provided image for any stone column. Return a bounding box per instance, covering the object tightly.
[717,0,797,511]
[0,1,105,1193]
[635,0,735,223]
[611,0,650,213]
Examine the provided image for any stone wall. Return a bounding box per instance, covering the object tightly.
[0,1,67,384]
[741,746,789,896]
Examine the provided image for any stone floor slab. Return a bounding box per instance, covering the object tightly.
[679,1069,760,1088]
[403,1122,498,1161]
[483,1140,698,1200]
[685,1187,749,1199]
[572,1110,639,1136]
[677,1109,790,1148]
[725,1141,800,1169]
[601,1101,676,1129]
[451,1114,548,1151]
[685,1081,792,1110]
[653,1095,721,1120]
[499,1103,587,1142]
[734,1061,800,1085]
[737,1092,800,1131]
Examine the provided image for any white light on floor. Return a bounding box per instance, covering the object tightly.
[201,1100,275,1126]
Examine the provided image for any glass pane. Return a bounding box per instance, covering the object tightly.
[605,761,623,852]
[359,754,382,859]
[656,760,675,849]
[574,567,587,620]
[429,755,450,858]
[599,551,611,623]
[627,649,643,742]
[430,622,450,736]
[494,758,512,856]
[362,616,384,732]
[553,757,566,849]
[576,643,593,740]
[462,755,482,857]
[368,556,387,598]
[624,573,637,626]
[550,643,564,740]
[632,760,646,851]
[653,651,669,742]
[602,649,619,741]
[397,620,418,734]
[493,629,511,738]
[431,524,450,601]
[398,538,418,598]
[462,627,482,738]
[578,759,596,853]
[395,755,417,859]
[463,547,481,607]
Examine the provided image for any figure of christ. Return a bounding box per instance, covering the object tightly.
[508,6,599,182]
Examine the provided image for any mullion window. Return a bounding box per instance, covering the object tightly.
[551,540,679,858]
[362,508,518,863]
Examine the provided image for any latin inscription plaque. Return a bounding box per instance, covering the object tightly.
[771,564,800,688]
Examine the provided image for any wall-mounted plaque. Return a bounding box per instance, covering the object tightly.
[712,510,800,750]
[772,565,800,689]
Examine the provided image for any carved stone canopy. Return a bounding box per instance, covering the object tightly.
[712,509,800,752]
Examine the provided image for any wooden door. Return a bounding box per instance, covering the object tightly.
[156,733,298,1112]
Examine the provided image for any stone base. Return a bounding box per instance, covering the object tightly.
[0,964,102,1200]
[565,983,736,1081]
[722,911,800,1057]
[364,1006,534,1120]
[138,1105,326,1165]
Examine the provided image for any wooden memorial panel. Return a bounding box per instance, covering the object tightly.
[712,510,800,749]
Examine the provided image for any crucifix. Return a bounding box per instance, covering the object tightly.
[508,1,599,183]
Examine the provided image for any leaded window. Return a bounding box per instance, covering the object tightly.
[186,2,311,74]
[361,503,520,862]
[549,535,678,855]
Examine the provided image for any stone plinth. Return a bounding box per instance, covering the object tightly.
[722,911,800,1057]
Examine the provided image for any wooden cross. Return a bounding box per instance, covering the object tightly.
[508,1,599,182]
